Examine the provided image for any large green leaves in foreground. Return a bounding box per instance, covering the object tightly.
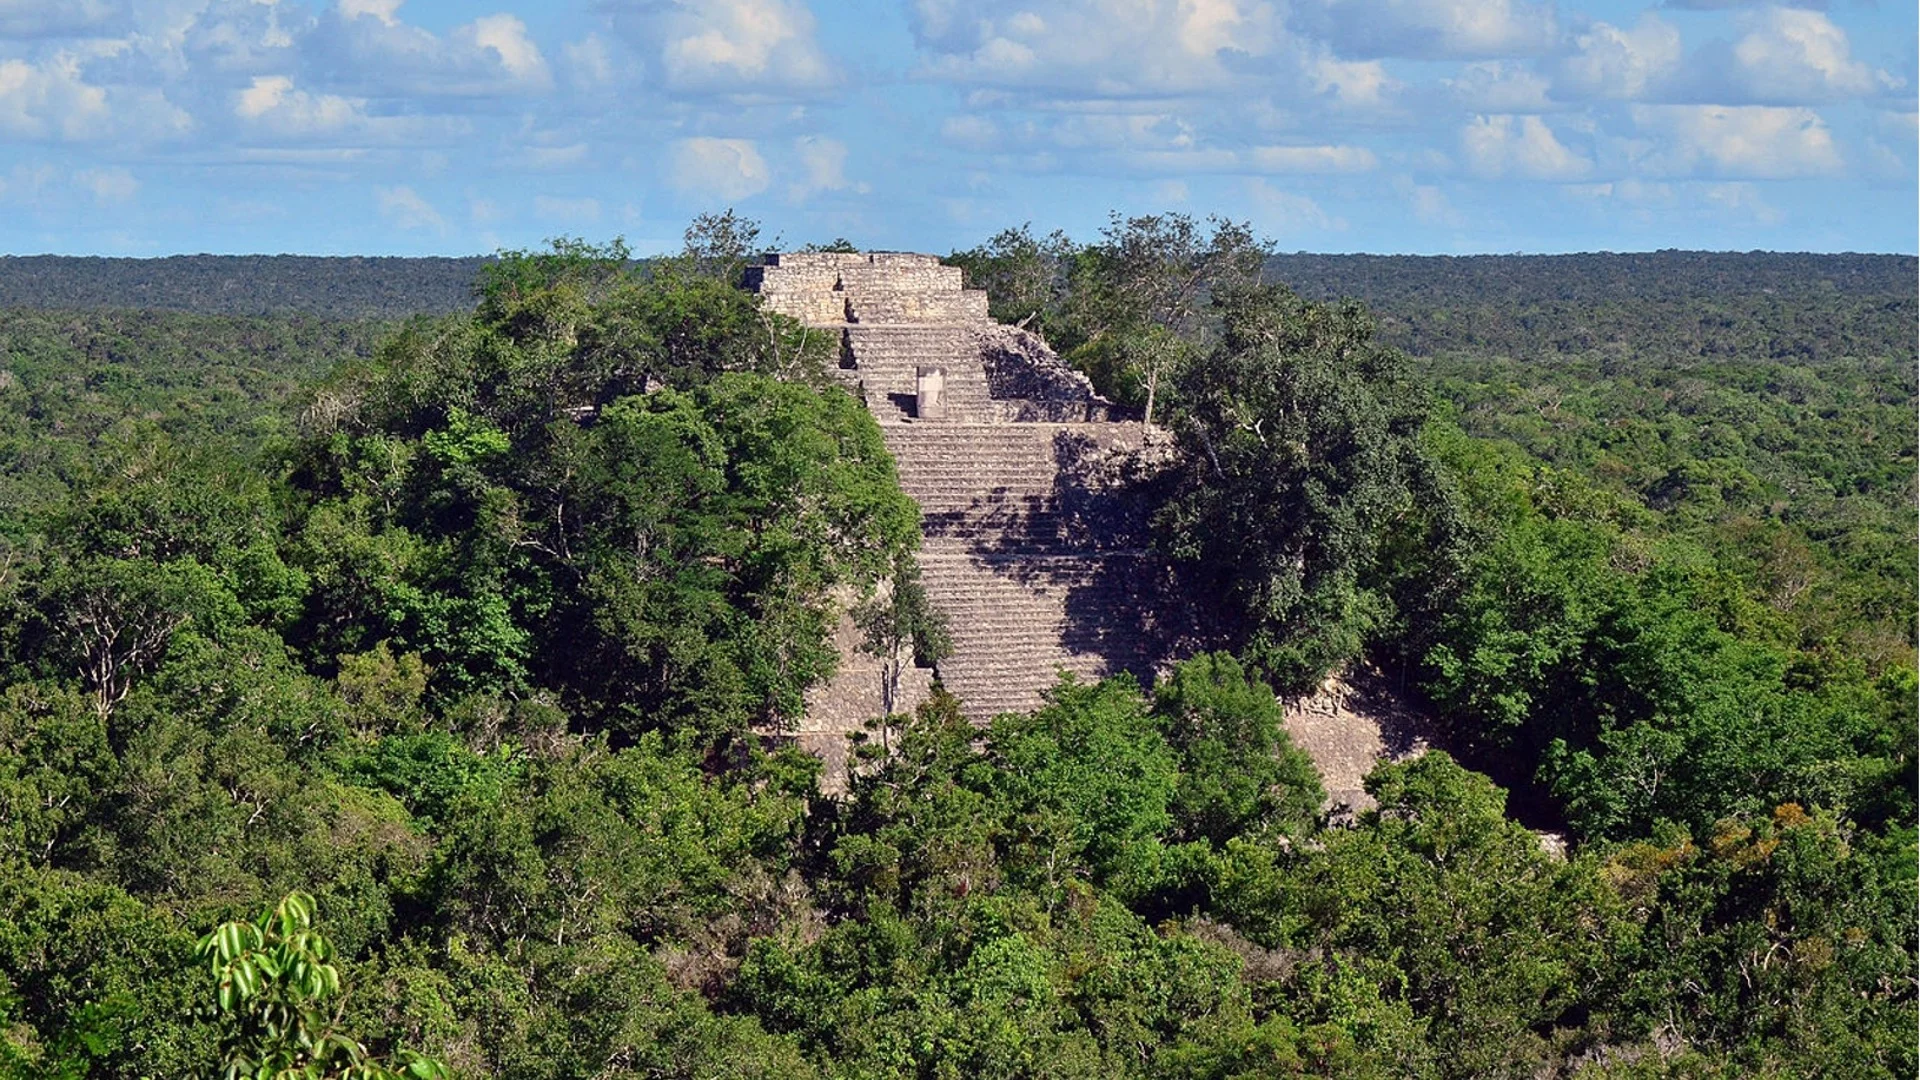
[197,891,447,1080]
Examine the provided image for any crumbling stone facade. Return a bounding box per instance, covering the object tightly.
[747,252,1177,775]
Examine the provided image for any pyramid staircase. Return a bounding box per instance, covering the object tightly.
[747,252,1168,736]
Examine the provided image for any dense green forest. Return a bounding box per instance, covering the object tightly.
[0,256,487,319]
[0,222,1912,1079]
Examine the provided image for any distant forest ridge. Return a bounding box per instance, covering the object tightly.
[0,250,1912,361]
[0,254,491,319]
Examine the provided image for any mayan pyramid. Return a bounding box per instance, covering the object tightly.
[746,252,1182,769]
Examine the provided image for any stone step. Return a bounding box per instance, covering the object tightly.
[749,255,1168,736]
[847,293,988,325]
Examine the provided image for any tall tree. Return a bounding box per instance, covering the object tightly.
[1156,283,1443,692]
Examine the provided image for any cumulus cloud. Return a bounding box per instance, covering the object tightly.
[1550,15,1682,101]
[908,0,1406,183]
[374,184,444,230]
[231,73,442,144]
[75,165,137,203]
[561,33,616,90]
[910,0,1284,96]
[1566,176,1784,227]
[461,14,548,83]
[1408,183,1463,227]
[0,0,125,39]
[1297,0,1560,61]
[1694,7,1893,104]
[180,0,302,74]
[519,141,589,169]
[1308,54,1402,109]
[1245,179,1343,234]
[1461,114,1591,179]
[1446,62,1554,111]
[1248,144,1378,172]
[308,2,552,97]
[236,74,355,129]
[1630,104,1843,177]
[533,194,601,222]
[0,53,190,143]
[1660,0,1828,8]
[790,135,865,201]
[668,137,770,201]
[339,0,403,25]
[1701,180,1783,224]
[935,106,1379,179]
[0,56,110,139]
[608,0,836,96]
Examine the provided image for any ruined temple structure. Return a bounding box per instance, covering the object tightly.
[745,252,1185,773]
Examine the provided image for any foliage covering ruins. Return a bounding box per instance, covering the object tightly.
[0,217,1912,1079]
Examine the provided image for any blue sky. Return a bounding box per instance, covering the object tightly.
[0,0,1912,256]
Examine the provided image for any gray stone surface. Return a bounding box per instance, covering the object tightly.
[750,252,1179,780]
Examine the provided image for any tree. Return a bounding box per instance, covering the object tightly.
[677,209,769,283]
[1068,213,1271,424]
[853,552,952,725]
[1155,283,1441,692]
[948,224,1077,337]
[1153,652,1324,847]
[985,675,1179,904]
[197,891,447,1080]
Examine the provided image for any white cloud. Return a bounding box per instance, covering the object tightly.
[1877,107,1918,145]
[1248,144,1378,172]
[1714,8,1889,104]
[562,34,616,90]
[0,0,123,39]
[1565,177,1783,227]
[181,0,302,74]
[1299,0,1559,61]
[1461,114,1591,179]
[0,56,110,139]
[1309,54,1401,109]
[613,0,836,96]
[1551,15,1682,101]
[1399,178,1465,226]
[931,106,1383,180]
[0,163,138,215]
[667,137,770,201]
[940,114,998,149]
[1447,62,1554,112]
[338,0,403,27]
[520,141,589,169]
[309,3,552,97]
[231,73,437,144]
[1245,178,1343,233]
[911,0,1283,96]
[1631,104,1842,178]
[458,14,548,83]
[533,195,601,222]
[790,135,864,200]
[1153,179,1191,203]
[1701,180,1782,224]
[237,74,345,125]
[0,53,189,143]
[0,162,57,204]
[375,184,444,230]
[75,165,136,203]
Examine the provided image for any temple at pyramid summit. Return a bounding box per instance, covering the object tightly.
[745,251,1192,772]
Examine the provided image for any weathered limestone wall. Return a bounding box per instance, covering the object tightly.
[752,252,1172,755]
